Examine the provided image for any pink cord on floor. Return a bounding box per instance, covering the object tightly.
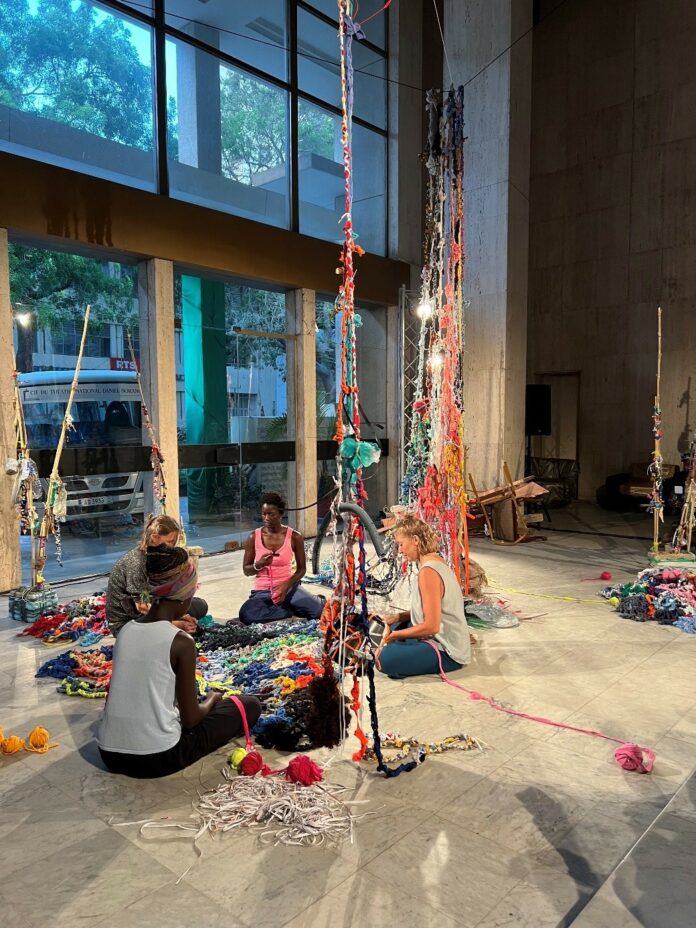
[423,640,655,774]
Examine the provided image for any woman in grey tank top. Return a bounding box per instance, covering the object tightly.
[376,516,471,679]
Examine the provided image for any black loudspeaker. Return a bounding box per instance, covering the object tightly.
[525,384,551,436]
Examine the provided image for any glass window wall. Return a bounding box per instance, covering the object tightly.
[302,0,387,49]
[175,271,293,551]
[0,0,156,190]
[1,1,389,255]
[166,39,290,227]
[315,296,387,527]
[9,242,151,583]
[165,0,288,81]
[298,99,386,253]
[298,7,386,128]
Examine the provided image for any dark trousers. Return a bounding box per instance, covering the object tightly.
[239,584,324,625]
[98,695,262,778]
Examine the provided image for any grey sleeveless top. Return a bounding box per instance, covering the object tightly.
[97,620,181,755]
[410,559,471,665]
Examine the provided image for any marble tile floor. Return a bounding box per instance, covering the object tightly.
[1,506,695,927]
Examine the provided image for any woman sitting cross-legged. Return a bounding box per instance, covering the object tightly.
[106,513,208,637]
[97,546,261,778]
[376,515,471,679]
[239,491,324,625]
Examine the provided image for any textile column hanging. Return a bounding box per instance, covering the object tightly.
[36,305,91,577]
[400,87,470,589]
[317,0,408,777]
[647,306,664,551]
[11,354,40,584]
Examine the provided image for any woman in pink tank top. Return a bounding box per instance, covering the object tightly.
[239,491,325,625]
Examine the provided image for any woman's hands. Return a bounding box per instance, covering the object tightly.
[255,552,274,571]
[382,610,409,627]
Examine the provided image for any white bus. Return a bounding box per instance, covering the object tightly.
[17,369,145,522]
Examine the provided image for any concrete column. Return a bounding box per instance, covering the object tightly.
[286,288,317,539]
[385,303,400,503]
[137,258,180,521]
[388,0,424,267]
[444,0,533,485]
[176,25,222,173]
[0,229,21,591]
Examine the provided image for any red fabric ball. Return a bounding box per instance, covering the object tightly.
[240,750,269,776]
[285,755,324,786]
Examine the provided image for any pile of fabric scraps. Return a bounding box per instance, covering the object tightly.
[122,764,357,861]
[17,594,108,647]
[464,600,520,629]
[601,567,696,633]
[34,618,330,750]
[36,645,113,697]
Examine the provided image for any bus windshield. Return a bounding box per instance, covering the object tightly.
[19,375,143,449]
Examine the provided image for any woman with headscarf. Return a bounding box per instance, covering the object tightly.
[97,546,261,777]
[106,514,208,637]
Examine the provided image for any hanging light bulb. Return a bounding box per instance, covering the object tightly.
[416,299,433,321]
[15,311,33,328]
[429,347,445,370]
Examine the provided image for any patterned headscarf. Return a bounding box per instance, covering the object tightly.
[146,545,197,603]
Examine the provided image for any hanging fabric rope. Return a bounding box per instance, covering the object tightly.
[647,306,664,550]
[35,305,91,578]
[401,86,470,590]
[126,331,167,514]
[315,0,416,777]
[10,351,40,584]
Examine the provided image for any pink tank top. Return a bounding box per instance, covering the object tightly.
[253,526,294,591]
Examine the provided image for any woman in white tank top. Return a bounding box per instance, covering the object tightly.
[376,516,471,679]
[97,546,261,778]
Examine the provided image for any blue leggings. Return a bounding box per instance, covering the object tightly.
[378,624,463,679]
[239,584,324,625]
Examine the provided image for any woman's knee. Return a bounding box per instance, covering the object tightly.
[377,646,400,677]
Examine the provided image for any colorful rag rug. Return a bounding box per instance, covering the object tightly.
[601,567,696,633]
[17,595,108,647]
[35,618,325,748]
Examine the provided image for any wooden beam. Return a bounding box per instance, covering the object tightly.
[0,228,22,591]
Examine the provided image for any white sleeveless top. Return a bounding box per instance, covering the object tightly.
[97,620,181,755]
[410,559,471,665]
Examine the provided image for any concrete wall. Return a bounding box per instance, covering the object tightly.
[528,0,696,499]
[444,0,533,486]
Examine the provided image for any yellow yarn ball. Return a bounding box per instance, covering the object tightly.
[1,735,25,755]
[609,596,620,607]
[229,747,248,768]
[25,725,56,754]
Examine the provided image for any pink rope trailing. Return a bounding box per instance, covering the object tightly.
[423,641,656,774]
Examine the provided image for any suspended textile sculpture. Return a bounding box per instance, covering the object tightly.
[646,306,665,552]
[315,0,432,778]
[671,438,695,559]
[401,87,470,589]
[34,305,92,577]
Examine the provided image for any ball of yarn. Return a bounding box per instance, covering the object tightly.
[229,747,248,769]
[600,571,612,581]
[1,735,25,755]
[609,596,620,606]
[285,755,324,786]
[614,743,654,774]
[239,750,271,777]
[25,725,55,754]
